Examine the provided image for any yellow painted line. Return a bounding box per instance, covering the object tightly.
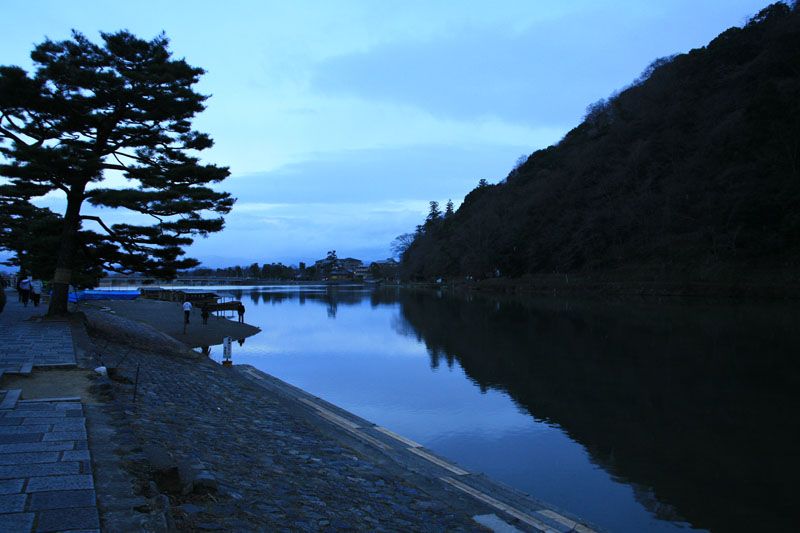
[313,410,393,450]
[298,397,361,429]
[408,448,470,476]
[538,510,600,533]
[374,426,422,448]
[440,476,560,533]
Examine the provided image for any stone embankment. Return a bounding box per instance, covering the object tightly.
[2,293,603,532]
[84,307,494,531]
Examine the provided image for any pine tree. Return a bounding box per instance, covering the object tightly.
[0,31,234,314]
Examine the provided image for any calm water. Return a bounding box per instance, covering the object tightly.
[190,285,798,533]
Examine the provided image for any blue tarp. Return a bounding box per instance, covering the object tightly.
[68,290,140,303]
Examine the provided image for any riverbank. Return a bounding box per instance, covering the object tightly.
[77,298,260,349]
[411,276,800,300]
[77,296,602,532]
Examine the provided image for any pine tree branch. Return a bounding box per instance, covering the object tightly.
[80,215,141,254]
[0,124,32,146]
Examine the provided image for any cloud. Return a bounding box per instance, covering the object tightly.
[222,143,530,205]
[310,18,639,127]
[308,1,767,128]
[188,143,531,266]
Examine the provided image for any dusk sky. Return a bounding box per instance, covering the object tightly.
[1,0,772,268]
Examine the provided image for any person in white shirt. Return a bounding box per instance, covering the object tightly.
[18,277,32,307]
[183,300,192,324]
[31,279,43,307]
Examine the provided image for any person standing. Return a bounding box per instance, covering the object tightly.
[18,276,32,307]
[183,300,192,324]
[30,279,43,307]
[237,304,245,323]
[201,303,210,325]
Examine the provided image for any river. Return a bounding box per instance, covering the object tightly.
[187,285,798,533]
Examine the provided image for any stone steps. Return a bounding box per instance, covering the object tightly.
[0,390,22,410]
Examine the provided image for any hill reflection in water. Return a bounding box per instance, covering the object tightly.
[396,290,799,533]
[210,285,798,532]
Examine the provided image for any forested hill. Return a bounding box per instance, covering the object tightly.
[401,2,800,289]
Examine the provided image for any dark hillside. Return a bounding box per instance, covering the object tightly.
[402,2,800,290]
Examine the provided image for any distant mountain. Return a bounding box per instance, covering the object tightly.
[401,2,800,290]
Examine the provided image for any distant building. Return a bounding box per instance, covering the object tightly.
[341,258,362,272]
[327,269,352,281]
[354,264,370,279]
[369,258,399,280]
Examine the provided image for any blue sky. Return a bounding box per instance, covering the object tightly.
[0,0,772,268]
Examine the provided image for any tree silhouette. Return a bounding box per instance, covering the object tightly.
[0,31,233,314]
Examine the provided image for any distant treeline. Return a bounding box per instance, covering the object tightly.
[401,2,800,286]
[190,263,299,280]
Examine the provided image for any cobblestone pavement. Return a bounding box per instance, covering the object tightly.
[89,336,489,530]
[87,306,601,533]
[0,294,76,374]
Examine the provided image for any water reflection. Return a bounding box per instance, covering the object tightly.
[226,286,371,319]
[201,285,799,532]
[396,290,799,532]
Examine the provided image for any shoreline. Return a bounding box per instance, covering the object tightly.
[79,295,605,532]
[95,278,800,301]
[76,298,261,349]
[410,277,800,300]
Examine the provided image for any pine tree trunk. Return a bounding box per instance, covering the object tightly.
[47,191,83,316]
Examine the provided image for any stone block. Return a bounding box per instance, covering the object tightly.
[0,493,27,513]
[0,451,60,465]
[60,450,91,462]
[35,506,100,531]
[52,421,86,432]
[12,403,51,411]
[0,424,51,434]
[0,478,24,495]
[0,441,74,454]
[25,474,94,493]
[0,512,34,531]
[21,417,68,425]
[1,411,65,418]
[42,429,87,441]
[0,461,79,479]
[0,433,41,444]
[143,445,181,495]
[27,489,96,511]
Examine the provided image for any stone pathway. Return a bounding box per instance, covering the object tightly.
[0,290,106,532]
[0,295,75,374]
[0,398,99,532]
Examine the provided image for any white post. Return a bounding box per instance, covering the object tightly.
[223,336,232,366]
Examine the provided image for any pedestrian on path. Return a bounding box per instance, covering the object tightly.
[18,276,32,307]
[0,286,6,313]
[201,303,210,325]
[237,303,245,323]
[183,300,192,324]
[31,278,43,306]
